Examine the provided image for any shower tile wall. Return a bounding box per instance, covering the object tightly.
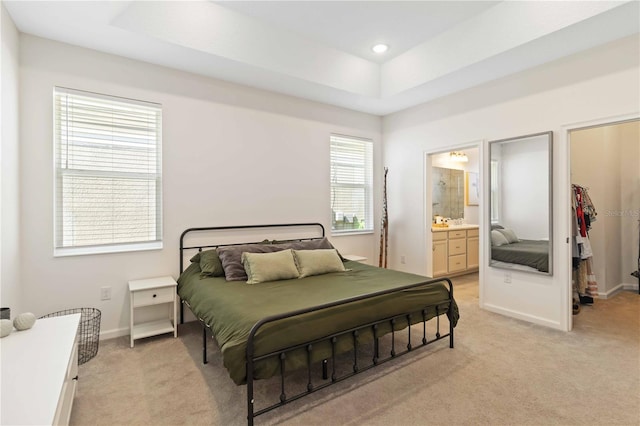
[432,167,464,220]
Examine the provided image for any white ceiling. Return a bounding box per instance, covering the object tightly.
[5,1,639,115]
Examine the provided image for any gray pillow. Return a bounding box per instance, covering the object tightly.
[272,237,345,260]
[217,237,342,281]
[497,228,519,243]
[242,249,300,284]
[491,224,504,231]
[491,230,510,246]
[217,244,283,281]
[293,249,346,278]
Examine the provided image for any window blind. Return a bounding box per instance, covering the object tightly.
[54,87,162,254]
[330,134,373,233]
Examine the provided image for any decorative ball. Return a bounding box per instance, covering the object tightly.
[0,319,13,337]
[13,312,36,331]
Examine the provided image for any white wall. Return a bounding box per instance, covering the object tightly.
[571,120,640,295]
[383,35,639,330]
[1,3,21,317]
[19,35,381,338]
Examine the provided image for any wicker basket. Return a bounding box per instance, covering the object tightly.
[40,308,101,364]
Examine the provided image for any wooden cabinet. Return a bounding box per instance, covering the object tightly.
[431,227,479,277]
[432,232,448,276]
[467,228,479,269]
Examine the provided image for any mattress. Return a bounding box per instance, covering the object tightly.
[491,239,550,272]
[178,260,458,385]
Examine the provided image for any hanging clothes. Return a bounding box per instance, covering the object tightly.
[571,184,598,303]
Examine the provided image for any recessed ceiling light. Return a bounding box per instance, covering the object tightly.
[372,44,389,54]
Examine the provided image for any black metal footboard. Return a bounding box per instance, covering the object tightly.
[245,277,454,425]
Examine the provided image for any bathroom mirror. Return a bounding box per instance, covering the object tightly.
[432,167,464,220]
[488,131,553,275]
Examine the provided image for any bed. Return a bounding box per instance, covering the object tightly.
[491,239,550,273]
[177,223,458,425]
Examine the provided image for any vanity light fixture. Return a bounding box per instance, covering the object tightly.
[450,151,469,162]
[372,44,389,54]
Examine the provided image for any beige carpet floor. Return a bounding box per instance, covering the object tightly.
[70,275,640,425]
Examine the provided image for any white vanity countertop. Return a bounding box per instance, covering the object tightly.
[432,224,479,232]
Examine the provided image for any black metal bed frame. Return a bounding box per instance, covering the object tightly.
[179,223,455,425]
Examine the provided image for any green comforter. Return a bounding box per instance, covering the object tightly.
[178,261,459,385]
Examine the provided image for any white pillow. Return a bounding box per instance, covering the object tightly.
[241,249,300,284]
[293,249,346,278]
[491,230,510,246]
[497,228,519,243]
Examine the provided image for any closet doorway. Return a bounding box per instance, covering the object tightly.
[568,119,639,325]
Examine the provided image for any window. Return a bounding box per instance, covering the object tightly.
[490,159,500,223]
[330,134,373,234]
[54,87,162,256]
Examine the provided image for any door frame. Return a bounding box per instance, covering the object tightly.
[560,112,639,331]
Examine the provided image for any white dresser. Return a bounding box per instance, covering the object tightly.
[1,313,80,425]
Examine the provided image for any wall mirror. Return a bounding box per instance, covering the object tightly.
[489,131,553,275]
[432,167,464,219]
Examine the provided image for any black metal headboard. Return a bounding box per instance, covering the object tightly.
[179,223,325,273]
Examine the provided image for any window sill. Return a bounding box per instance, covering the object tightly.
[331,230,374,237]
[54,241,163,257]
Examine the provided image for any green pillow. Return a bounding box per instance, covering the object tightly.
[199,249,225,278]
[241,249,300,284]
[293,249,346,278]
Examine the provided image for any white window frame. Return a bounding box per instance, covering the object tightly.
[53,87,163,257]
[490,159,500,224]
[330,134,373,235]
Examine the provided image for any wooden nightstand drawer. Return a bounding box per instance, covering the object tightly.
[132,287,175,308]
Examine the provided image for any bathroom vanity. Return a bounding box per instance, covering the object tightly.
[431,225,479,277]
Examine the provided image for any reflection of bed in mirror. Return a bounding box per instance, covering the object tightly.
[490,236,550,273]
[488,131,553,275]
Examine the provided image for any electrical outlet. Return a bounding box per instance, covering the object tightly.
[100,286,111,301]
[504,272,512,284]
[400,255,406,264]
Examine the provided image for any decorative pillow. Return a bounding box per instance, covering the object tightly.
[217,244,283,281]
[199,249,225,278]
[491,224,504,231]
[497,228,519,244]
[491,230,510,246]
[272,237,345,260]
[242,249,299,284]
[293,249,346,278]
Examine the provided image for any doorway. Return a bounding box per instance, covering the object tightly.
[568,119,639,326]
[425,145,481,301]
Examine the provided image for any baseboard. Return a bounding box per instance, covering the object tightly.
[99,327,129,341]
[597,282,639,299]
[482,303,564,331]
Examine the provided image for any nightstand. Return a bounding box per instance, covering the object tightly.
[128,276,178,348]
[343,254,368,262]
